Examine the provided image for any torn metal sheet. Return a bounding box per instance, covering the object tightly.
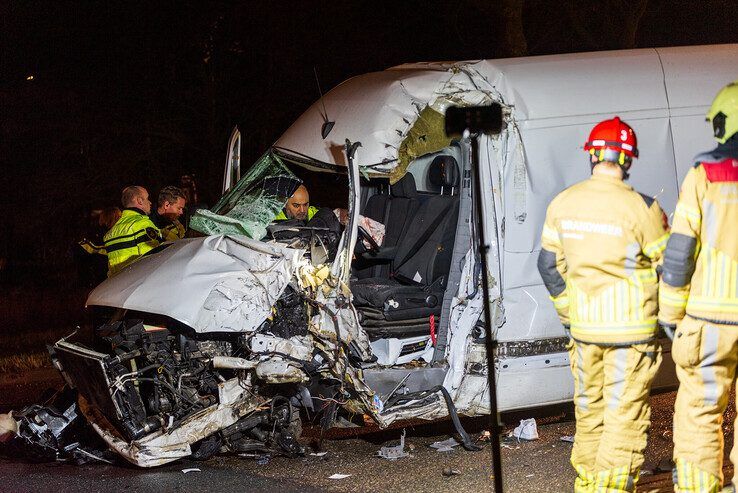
[376,429,411,460]
[0,388,112,465]
[85,378,261,468]
[86,235,302,334]
[430,437,460,452]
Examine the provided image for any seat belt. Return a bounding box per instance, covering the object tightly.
[392,200,455,277]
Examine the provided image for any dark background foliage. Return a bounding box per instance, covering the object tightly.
[3,0,738,283]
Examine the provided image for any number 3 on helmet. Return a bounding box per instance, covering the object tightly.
[583,116,639,166]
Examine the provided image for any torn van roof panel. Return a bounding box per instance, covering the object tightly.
[86,235,302,334]
[276,69,450,171]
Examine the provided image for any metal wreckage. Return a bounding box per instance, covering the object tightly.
[6,44,738,466]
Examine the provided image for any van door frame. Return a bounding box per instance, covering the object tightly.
[222,127,242,195]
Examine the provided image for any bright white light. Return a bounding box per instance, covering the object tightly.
[26,75,34,81]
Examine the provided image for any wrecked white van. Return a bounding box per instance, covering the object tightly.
[51,44,738,466]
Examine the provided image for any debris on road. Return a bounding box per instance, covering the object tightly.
[377,429,412,460]
[0,387,113,465]
[328,473,351,480]
[442,467,461,477]
[430,437,460,452]
[182,468,201,474]
[309,451,328,457]
[510,418,539,441]
[560,435,575,443]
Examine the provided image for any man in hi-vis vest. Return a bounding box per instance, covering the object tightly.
[538,117,669,492]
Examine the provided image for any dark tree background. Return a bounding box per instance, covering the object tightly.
[2,0,738,284]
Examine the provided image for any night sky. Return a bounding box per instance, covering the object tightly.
[3,1,738,282]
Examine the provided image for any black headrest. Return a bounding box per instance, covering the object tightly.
[390,173,418,198]
[428,155,460,188]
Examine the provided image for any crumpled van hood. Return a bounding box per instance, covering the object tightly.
[86,235,302,333]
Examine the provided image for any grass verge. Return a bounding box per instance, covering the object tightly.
[0,351,52,374]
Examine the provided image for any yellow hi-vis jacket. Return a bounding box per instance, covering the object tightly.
[659,157,738,326]
[538,174,669,345]
[273,206,319,222]
[103,208,160,277]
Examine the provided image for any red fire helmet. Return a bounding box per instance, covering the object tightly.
[583,117,639,165]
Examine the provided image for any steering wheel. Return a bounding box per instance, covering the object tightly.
[357,226,380,254]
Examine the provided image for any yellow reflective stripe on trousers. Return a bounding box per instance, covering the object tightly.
[594,465,633,492]
[674,458,721,493]
[574,463,596,493]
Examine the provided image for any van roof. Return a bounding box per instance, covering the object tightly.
[274,44,738,174]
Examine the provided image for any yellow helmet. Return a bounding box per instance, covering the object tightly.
[706,80,738,144]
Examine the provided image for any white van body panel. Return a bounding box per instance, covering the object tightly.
[87,44,738,420]
[275,44,738,413]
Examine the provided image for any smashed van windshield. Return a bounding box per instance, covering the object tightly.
[190,150,299,239]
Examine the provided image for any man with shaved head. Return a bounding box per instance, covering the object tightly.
[103,185,161,276]
[273,184,319,222]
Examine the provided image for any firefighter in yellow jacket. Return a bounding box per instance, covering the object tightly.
[104,186,160,276]
[538,117,669,492]
[660,81,738,493]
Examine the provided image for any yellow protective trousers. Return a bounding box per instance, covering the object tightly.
[568,339,662,492]
[673,315,738,492]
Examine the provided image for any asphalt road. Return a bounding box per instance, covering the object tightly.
[0,370,734,493]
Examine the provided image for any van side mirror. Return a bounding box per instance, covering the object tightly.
[445,104,504,137]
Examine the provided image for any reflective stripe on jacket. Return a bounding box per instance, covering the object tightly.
[103,209,160,276]
[78,239,106,255]
[538,174,668,344]
[273,206,319,222]
[659,158,738,326]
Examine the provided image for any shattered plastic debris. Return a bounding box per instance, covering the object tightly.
[442,468,462,477]
[430,437,460,452]
[377,429,412,460]
[0,388,113,465]
[328,474,351,480]
[309,452,328,457]
[560,435,575,443]
[182,468,201,474]
[510,418,539,441]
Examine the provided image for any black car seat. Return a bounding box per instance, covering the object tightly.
[354,173,419,279]
[352,155,460,339]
